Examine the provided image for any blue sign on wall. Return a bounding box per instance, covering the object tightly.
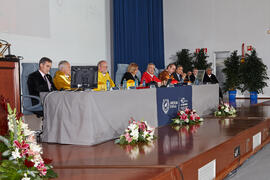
[156,86,192,126]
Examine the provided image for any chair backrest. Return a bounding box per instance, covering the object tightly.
[21,63,39,114]
[50,68,58,78]
[115,64,142,85]
[154,68,164,77]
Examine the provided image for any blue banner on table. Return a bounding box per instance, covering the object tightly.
[156,86,192,126]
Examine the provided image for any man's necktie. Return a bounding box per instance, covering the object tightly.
[44,75,52,91]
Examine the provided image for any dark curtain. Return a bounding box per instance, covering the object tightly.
[113,0,165,75]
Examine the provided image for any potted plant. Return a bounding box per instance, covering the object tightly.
[175,49,193,73]
[239,50,269,103]
[193,49,212,70]
[222,51,241,101]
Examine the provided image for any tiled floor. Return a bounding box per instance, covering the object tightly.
[225,143,270,180]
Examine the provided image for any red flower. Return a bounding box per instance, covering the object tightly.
[184,108,191,115]
[14,140,29,150]
[180,114,188,120]
[43,158,53,164]
[195,116,201,120]
[139,122,146,131]
[190,114,195,121]
[24,159,35,167]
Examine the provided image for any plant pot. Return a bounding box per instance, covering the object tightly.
[250,91,258,104]
[228,90,237,102]
[229,101,236,108]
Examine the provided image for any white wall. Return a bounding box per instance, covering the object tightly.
[163,0,270,97]
[0,0,111,70]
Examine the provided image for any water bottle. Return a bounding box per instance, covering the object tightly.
[195,79,199,85]
[123,79,127,89]
[106,80,110,91]
[135,79,138,87]
[143,80,146,87]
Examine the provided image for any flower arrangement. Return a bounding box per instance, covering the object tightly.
[115,119,156,145]
[172,108,203,126]
[0,103,57,180]
[215,103,236,117]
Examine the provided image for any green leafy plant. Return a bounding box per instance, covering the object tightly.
[239,50,269,93]
[175,49,193,73]
[193,49,212,70]
[222,50,241,92]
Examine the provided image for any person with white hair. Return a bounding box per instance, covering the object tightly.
[203,67,223,100]
[53,60,71,90]
[94,60,115,91]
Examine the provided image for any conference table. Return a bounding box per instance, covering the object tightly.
[41,84,219,145]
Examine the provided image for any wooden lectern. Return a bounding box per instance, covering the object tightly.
[0,58,21,135]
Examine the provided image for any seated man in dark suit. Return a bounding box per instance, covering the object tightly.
[172,65,186,83]
[203,67,223,100]
[27,57,56,116]
[203,67,219,84]
[190,68,198,83]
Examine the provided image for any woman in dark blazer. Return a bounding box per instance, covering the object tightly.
[121,63,140,85]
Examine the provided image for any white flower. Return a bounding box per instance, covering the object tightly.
[128,123,138,132]
[22,177,30,180]
[130,130,139,141]
[8,121,14,132]
[218,111,221,115]
[224,108,229,113]
[22,173,31,180]
[30,143,42,154]
[174,119,180,124]
[26,134,36,143]
[24,129,34,137]
[11,148,21,159]
[184,119,189,123]
[142,131,148,138]
[149,130,155,137]
[146,136,151,142]
[21,122,28,130]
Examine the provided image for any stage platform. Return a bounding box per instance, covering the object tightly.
[42,100,270,180]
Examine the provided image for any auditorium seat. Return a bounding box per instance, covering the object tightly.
[115,63,141,85]
[21,63,57,115]
[49,67,58,78]
[21,63,42,115]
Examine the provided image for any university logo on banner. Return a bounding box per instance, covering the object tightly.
[178,97,189,111]
[162,99,170,114]
[157,86,192,126]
